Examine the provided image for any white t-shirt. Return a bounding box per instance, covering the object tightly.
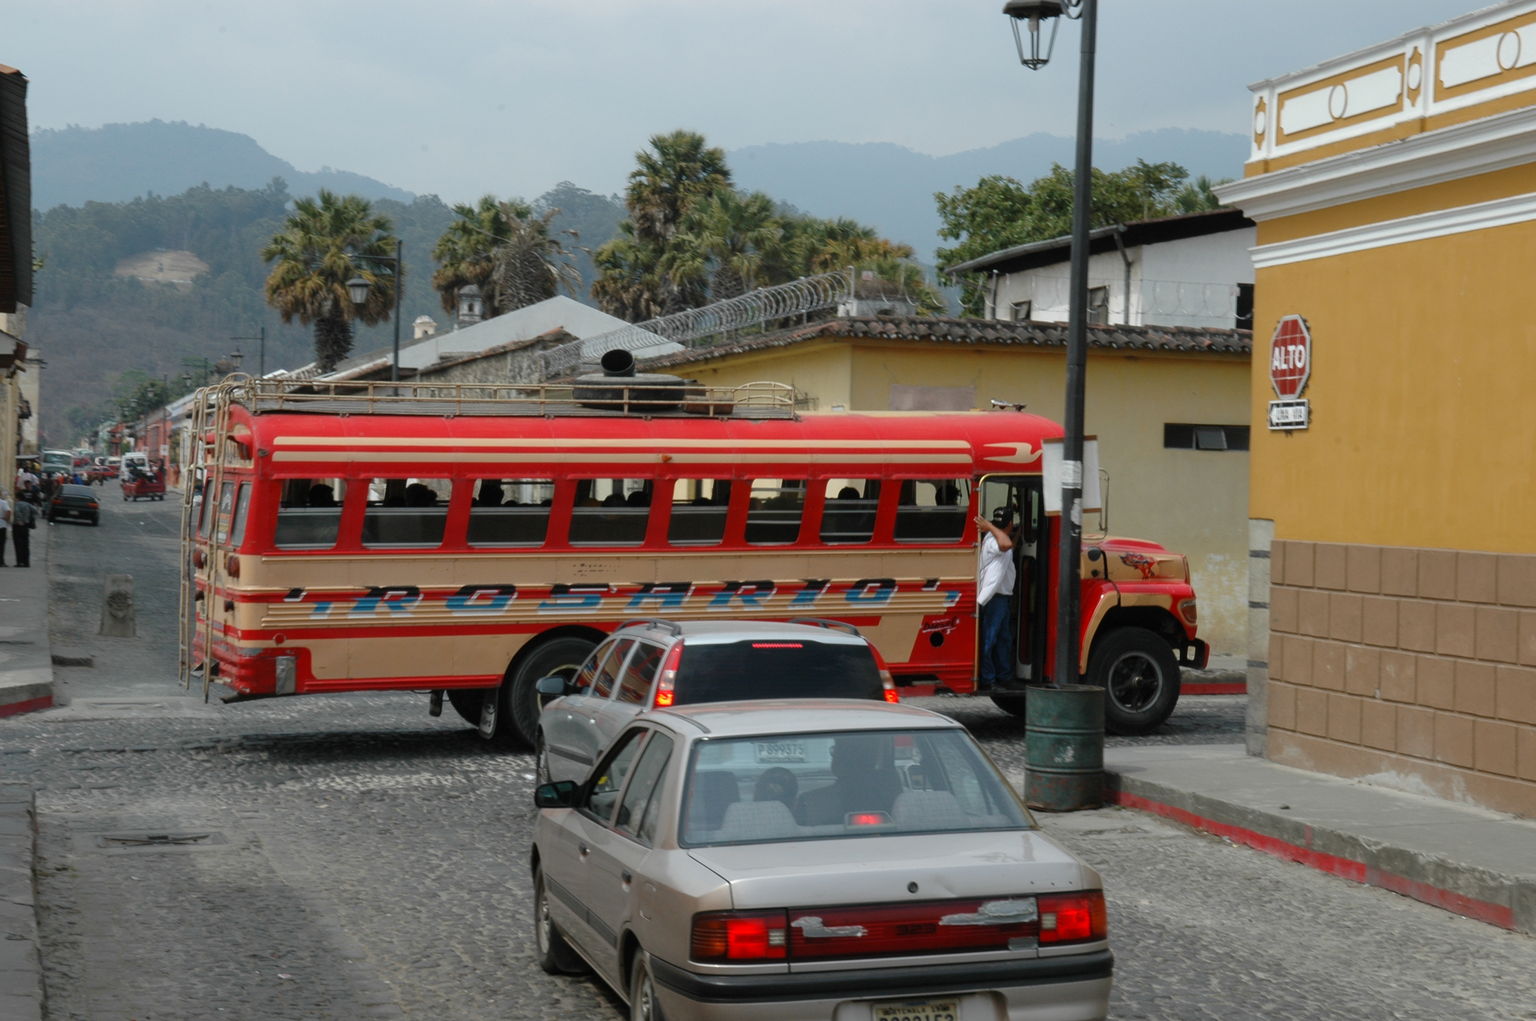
[977,531,1016,607]
[0,497,10,527]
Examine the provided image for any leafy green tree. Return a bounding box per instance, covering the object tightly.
[935,160,1227,316]
[261,190,396,372]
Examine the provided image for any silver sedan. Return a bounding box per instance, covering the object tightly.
[530,700,1112,1020]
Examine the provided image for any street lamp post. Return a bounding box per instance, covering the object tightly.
[231,325,266,379]
[1006,0,1103,812]
[346,238,404,383]
[1004,0,1097,690]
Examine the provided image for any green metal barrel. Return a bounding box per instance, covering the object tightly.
[1024,684,1104,811]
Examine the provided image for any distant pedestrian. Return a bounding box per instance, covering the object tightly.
[10,491,35,567]
[0,490,10,567]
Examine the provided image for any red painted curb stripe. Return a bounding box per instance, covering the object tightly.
[0,695,54,719]
[1181,682,1245,695]
[1111,788,1516,931]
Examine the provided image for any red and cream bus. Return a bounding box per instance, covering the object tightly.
[180,371,1207,745]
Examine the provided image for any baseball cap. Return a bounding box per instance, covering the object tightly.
[990,506,1013,526]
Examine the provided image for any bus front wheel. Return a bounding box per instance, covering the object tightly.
[1088,628,1180,736]
[505,636,595,748]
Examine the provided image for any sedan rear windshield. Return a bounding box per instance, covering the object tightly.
[681,728,1031,846]
[675,641,882,704]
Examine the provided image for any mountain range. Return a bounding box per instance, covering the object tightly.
[31,121,1248,258]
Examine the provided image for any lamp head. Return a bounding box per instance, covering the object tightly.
[346,275,369,306]
[1003,0,1065,70]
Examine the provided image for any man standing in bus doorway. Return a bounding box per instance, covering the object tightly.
[975,506,1017,691]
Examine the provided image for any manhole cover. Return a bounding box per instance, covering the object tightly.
[95,831,229,850]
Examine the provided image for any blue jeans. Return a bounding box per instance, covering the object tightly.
[980,595,1014,688]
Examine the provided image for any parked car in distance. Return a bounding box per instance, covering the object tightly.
[535,618,896,784]
[531,700,1112,1021]
[49,484,101,526]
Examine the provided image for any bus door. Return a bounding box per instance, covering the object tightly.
[978,476,1047,686]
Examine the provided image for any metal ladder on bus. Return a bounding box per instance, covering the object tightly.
[177,378,238,701]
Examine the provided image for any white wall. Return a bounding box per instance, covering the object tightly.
[991,227,1255,330]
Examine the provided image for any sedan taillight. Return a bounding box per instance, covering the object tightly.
[691,910,787,962]
[1038,891,1107,944]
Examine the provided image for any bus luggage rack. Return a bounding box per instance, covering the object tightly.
[201,377,799,419]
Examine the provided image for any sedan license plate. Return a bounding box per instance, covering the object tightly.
[872,999,958,1021]
[755,740,805,763]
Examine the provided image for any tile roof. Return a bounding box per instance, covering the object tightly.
[640,313,1251,371]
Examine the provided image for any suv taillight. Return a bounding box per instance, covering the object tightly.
[652,643,684,708]
[871,647,899,702]
[691,910,788,961]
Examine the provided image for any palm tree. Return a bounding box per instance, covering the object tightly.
[676,190,784,300]
[431,196,524,314]
[626,130,732,247]
[262,190,395,373]
[593,130,732,319]
[485,207,583,315]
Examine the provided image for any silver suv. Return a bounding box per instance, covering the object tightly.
[535,618,895,784]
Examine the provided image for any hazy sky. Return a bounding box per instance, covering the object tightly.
[11,0,1486,205]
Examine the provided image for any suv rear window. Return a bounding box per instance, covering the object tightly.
[674,641,883,704]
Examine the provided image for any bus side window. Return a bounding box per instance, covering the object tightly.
[667,478,729,546]
[820,478,880,544]
[229,483,251,547]
[275,478,345,549]
[746,479,806,544]
[894,478,969,543]
[362,477,450,547]
[468,478,554,547]
[570,478,649,546]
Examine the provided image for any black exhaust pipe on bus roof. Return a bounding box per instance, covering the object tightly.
[601,348,637,378]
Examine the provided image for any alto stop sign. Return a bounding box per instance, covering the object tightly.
[1270,315,1312,398]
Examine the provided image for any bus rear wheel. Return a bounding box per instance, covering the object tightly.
[1088,628,1180,736]
[504,636,595,748]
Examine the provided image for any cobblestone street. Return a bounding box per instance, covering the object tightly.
[5,496,1534,1020]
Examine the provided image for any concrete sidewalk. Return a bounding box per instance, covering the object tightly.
[0,519,49,1021]
[1102,743,1536,934]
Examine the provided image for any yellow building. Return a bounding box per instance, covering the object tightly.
[640,314,1252,661]
[1217,1,1536,815]
[1,64,33,491]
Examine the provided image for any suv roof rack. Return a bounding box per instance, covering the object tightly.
[787,617,864,636]
[617,618,686,636]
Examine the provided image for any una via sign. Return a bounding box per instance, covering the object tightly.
[1268,314,1311,431]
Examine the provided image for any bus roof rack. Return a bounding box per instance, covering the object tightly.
[198,377,799,420]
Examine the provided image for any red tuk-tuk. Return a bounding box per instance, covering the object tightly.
[122,468,166,501]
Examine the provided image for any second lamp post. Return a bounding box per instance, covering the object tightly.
[346,238,404,383]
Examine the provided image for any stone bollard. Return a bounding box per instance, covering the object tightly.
[100,574,137,637]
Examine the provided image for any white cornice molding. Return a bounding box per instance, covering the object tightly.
[1215,106,1536,221]
[1250,190,1536,268]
